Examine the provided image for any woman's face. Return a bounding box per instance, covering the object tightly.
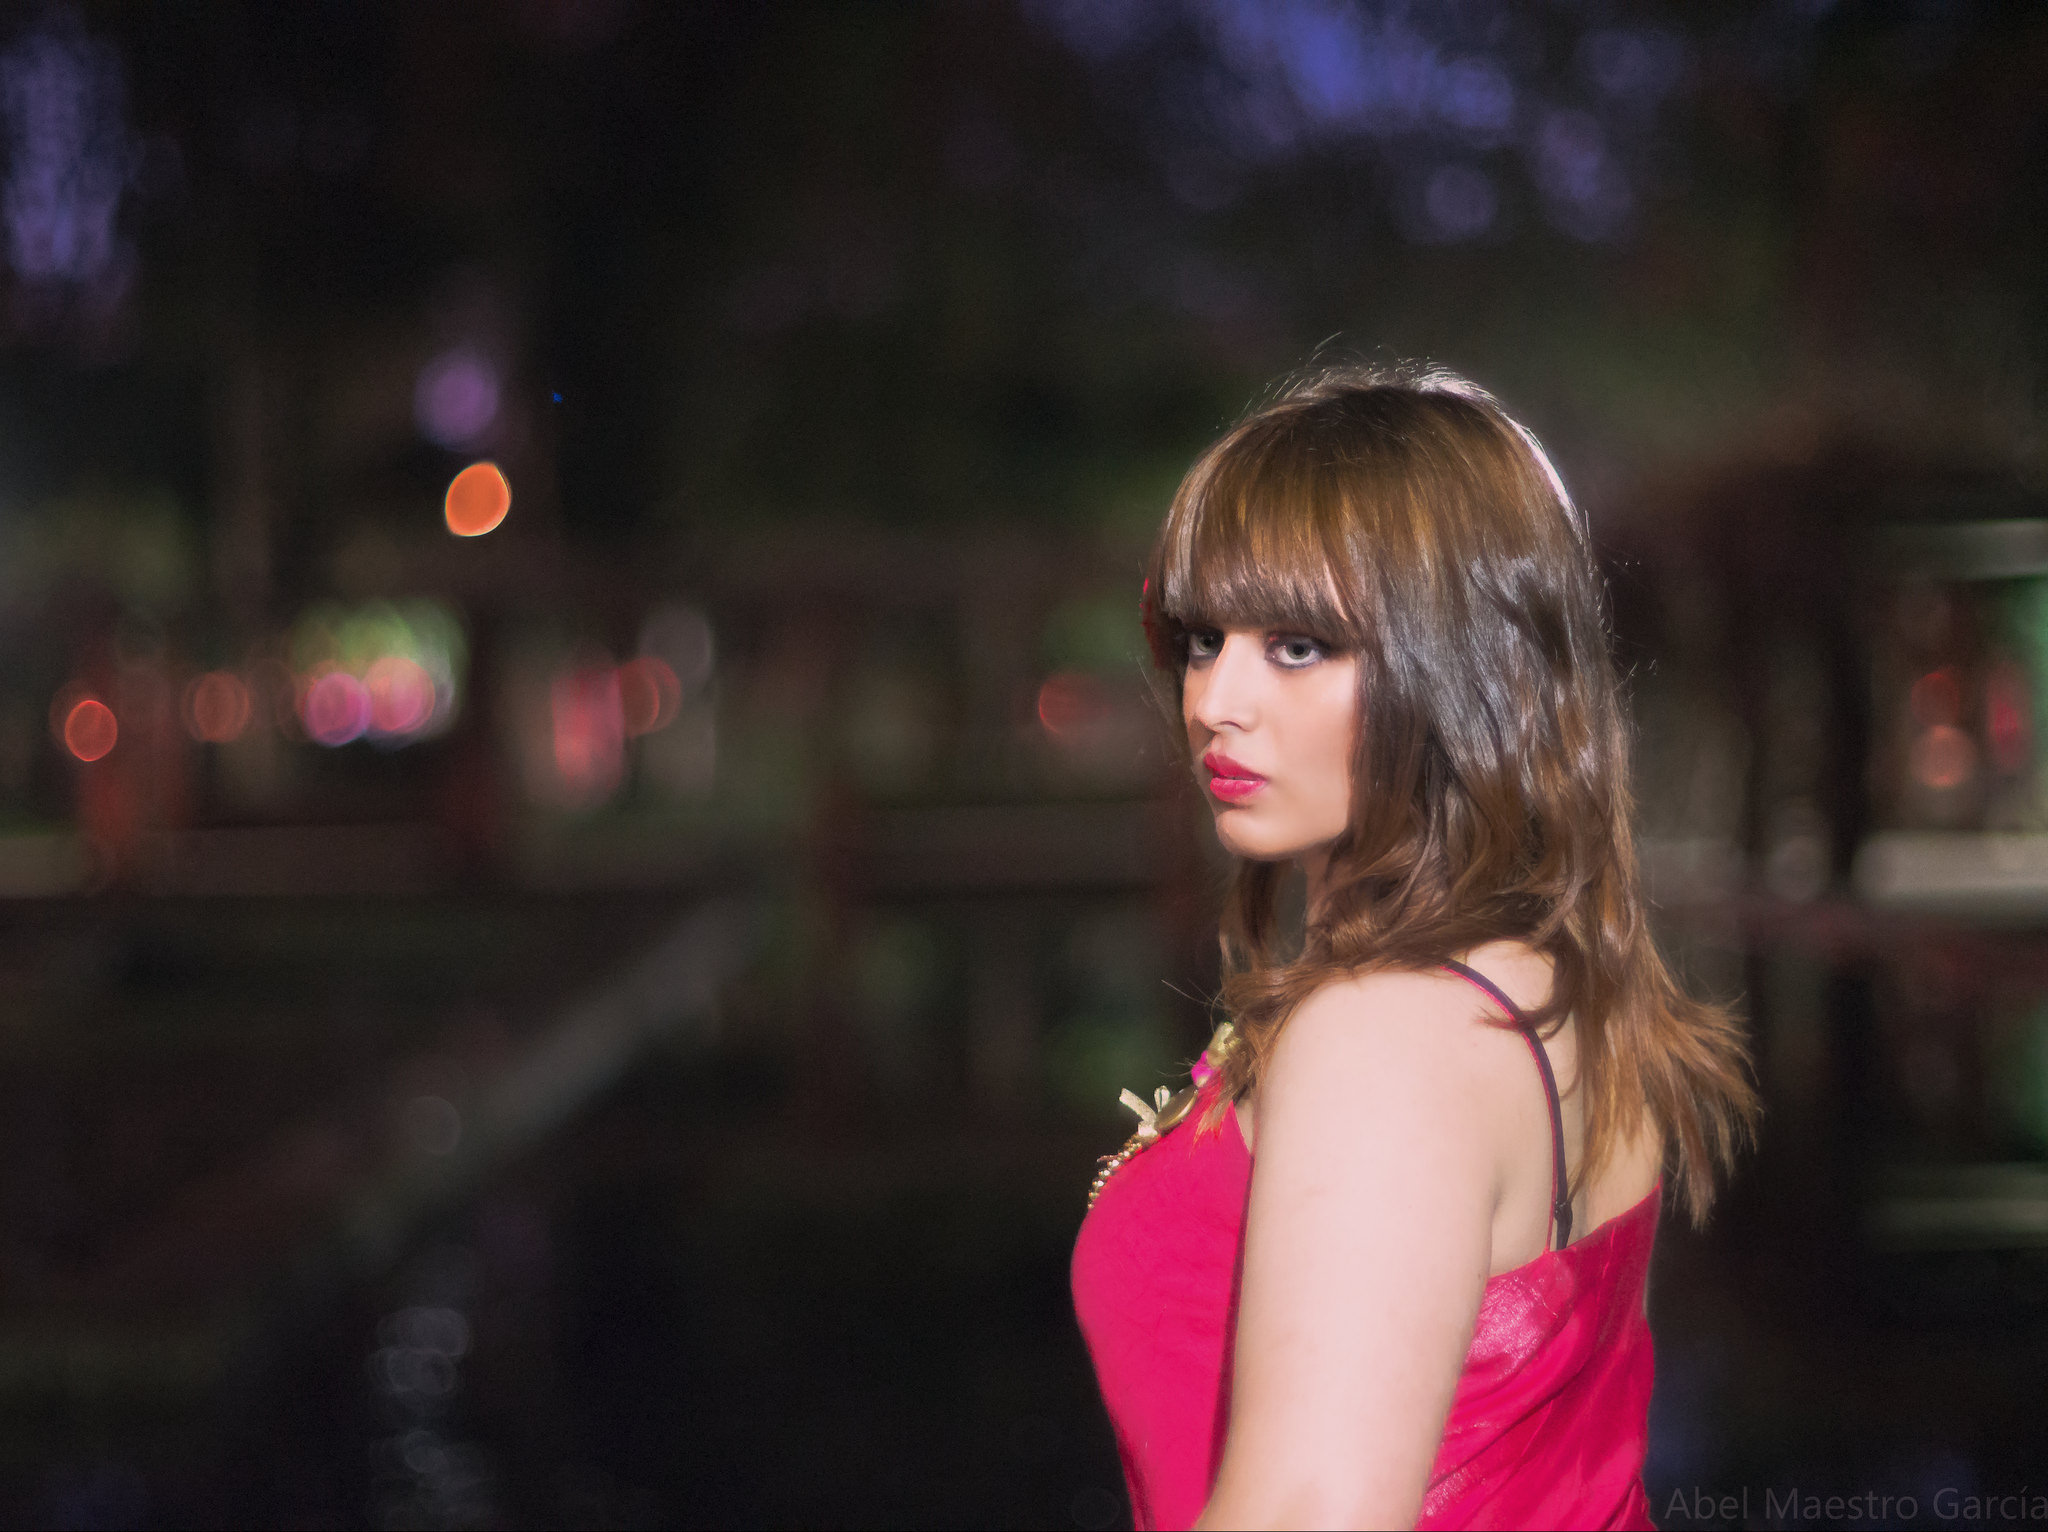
[1181,625,1359,862]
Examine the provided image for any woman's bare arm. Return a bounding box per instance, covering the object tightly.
[1197,971,1511,1530]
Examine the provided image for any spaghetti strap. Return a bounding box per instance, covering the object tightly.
[1442,959,1573,1250]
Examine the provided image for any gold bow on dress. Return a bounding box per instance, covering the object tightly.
[1086,1023,1238,1207]
[1118,1085,1175,1143]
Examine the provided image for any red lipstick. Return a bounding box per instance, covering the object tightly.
[1202,751,1266,803]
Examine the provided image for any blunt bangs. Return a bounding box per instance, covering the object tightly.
[1152,420,1367,652]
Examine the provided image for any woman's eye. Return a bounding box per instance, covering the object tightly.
[1271,635,1324,667]
[1186,629,1223,660]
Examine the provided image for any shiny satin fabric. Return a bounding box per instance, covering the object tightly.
[1071,1082,1658,1531]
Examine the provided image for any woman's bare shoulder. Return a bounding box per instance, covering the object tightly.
[1258,968,1538,1133]
[1275,966,1527,1066]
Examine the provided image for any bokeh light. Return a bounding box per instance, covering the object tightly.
[184,670,253,743]
[639,604,715,694]
[301,667,371,746]
[0,21,134,288]
[1910,723,1978,791]
[1911,668,1964,728]
[1987,661,2031,775]
[63,697,118,761]
[366,655,436,737]
[551,664,625,806]
[1036,671,1110,738]
[287,599,466,747]
[444,461,511,537]
[413,347,501,448]
[617,655,681,736]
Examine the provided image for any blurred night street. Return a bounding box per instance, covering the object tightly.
[4,2,2048,1527]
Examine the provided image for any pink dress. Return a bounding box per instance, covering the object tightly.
[1070,965,1659,1530]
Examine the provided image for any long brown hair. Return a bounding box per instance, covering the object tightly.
[1142,364,1756,1222]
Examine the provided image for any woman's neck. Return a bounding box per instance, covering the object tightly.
[1300,846,1334,917]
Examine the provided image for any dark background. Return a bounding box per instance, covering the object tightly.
[3,2,2048,1528]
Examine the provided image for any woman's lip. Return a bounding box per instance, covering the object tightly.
[1201,752,1266,803]
[1202,752,1264,780]
[1207,774,1264,803]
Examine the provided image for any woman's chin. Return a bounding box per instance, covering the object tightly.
[1212,814,1316,863]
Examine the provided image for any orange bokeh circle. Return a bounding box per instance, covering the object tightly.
[64,699,118,762]
[444,460,511,536]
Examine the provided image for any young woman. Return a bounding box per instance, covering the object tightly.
[1071,367,1757,1530]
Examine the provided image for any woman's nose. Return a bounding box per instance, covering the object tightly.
[1188,632,1264,733]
